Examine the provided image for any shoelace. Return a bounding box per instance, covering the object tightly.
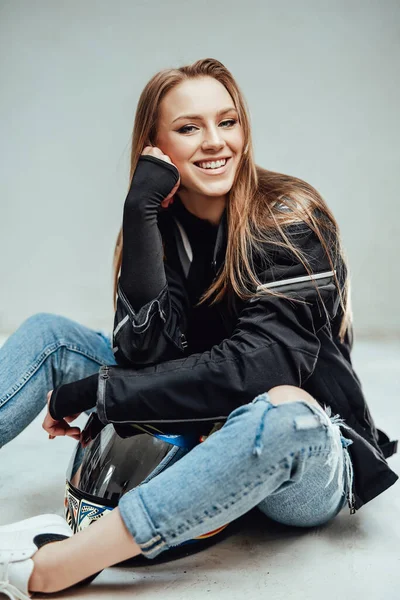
[0,562,31,600]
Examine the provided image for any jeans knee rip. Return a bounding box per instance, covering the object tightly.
[250,394,335,457]
[293,414,322,431]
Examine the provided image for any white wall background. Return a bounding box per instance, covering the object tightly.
[0,0,399,337]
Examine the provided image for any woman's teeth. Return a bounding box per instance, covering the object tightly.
[196,158,227,170]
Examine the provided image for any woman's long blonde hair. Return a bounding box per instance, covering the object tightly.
[113,58,352,342]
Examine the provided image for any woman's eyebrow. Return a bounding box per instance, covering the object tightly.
[172,107,238,124]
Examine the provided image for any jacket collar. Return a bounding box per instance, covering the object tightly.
[169,197,227,279]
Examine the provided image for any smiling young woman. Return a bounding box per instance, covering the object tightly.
[0,58,397,598]
[152,77,245,225]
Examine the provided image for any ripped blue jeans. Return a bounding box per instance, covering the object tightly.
[0,313,355,559]
[119,393,355,559]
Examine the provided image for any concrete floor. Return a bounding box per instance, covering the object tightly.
[0,338,399,599]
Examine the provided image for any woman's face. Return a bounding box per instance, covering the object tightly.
[155,77,245,201]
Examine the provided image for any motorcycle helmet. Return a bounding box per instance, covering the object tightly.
[65,414,233,563]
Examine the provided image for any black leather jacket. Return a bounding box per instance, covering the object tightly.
[97,195,398,514]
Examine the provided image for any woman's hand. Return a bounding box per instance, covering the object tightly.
[141,145,180,208]
[43,390,82,441]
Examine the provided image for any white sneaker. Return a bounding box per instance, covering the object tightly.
[0,514,72,599]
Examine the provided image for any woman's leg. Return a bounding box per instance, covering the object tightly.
[0,312,116,447]
[29,508,141,593]
[26,388,354,594]
[256,385,354,526]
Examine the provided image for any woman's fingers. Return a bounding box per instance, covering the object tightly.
[44,389,81,437]
[42,411,55,434]
[43,409,81,439]
[65,427,81,439]
[47,423,81,438]
[64,413,81,423]
[142,145,166,158]
[161,179,180,208]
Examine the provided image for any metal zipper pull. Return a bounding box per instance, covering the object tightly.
[101,365,110,379]
[181,333,188,350]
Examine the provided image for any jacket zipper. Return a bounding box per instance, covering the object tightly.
[96,365,110,425]
[211,259,226,331]
[347,490,357,515]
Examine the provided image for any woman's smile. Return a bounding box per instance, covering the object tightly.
[192,156,232,176]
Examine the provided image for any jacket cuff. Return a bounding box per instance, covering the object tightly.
[49,374,99,420]
[49,387,61,420]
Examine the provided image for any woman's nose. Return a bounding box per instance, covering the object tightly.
[202,128,226,150]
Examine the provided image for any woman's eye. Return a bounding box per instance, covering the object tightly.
[220,119,237,128]
[177,119,237,134]
[178,125,197,134]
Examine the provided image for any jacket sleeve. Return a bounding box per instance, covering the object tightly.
[112,261,190,367]
[112,155,190,367]
[97,223,342,432]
